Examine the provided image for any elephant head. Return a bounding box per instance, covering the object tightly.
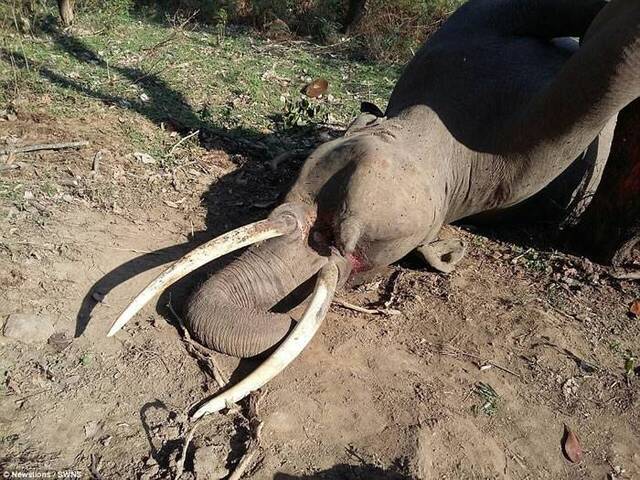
[183,131,440,359]
[107,130,442,418]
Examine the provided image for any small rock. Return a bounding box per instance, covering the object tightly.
[140,464,159,480]
[23,191,34,200]
[134,152,156,165]
[562,377,579,400]
[84,420,102,440]
[47,332,72,352]
[3,313,55,344]
[140,93,150,102]
[193,445,228,480]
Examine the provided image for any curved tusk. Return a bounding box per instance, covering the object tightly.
[107,217,297,337]
[191,259,339,420]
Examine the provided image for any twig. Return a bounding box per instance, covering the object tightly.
[483,362,521,378]
[435,343,522,379]
[109,246,166,256]
[333,298,400,316]
[228,391,266,480]
[132,57,166,84]
[142,10,199,53]
[89,454,104,480]
[0,141,89,155]
[545,301,576,321]
[611,269,640,280]
[174,418,202,480]
[511,248,533,264]
[167,299,228,387]
[168,130,200,156]
[77,28,106,38]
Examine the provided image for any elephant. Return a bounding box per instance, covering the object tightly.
[109,0,640,418]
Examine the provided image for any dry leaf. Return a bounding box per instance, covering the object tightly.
[630,299,640,318]
[562,425,583,464]
[304,78,329,98]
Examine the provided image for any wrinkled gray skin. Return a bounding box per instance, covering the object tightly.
[186,0,640,358]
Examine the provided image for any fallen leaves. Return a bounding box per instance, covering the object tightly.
[562,425,583,464]
[304,78,329,98]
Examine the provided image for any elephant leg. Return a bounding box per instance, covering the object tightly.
[417,238,466,274]
[566,99,640,267]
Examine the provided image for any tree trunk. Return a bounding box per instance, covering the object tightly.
[57,0,74,27]
[343,0,368,34]
[565,98,640,266]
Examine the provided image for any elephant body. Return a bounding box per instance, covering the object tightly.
[185,0,640,358]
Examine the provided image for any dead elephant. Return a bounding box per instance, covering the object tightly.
[110,0,640,418]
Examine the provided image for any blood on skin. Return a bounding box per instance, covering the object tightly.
[308,210,370,275]
[347,252,369,274]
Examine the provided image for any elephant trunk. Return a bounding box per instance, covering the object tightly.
[185,221,327,358]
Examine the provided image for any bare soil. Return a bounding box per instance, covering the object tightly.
[1,106,639,480]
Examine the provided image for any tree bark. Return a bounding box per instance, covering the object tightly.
[57,0,74,27]
[343,0,369,34]
[565,98,640,266]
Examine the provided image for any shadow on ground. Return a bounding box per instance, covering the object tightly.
[0,26,339,338]
[273,464,413,480]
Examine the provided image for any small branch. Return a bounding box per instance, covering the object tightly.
[167,299,228,387]
[610,269,640,280]
[511,248,533,265]
[0,141,89,155]
[174,418,202,480]
[228,423,264,480]
[89,454,104,480]
[434,343,522,379]
[481,361,522,379]
[333,298,400,316]
[168,130,200,156]
[142,10,199,53]
[228,391,266,480]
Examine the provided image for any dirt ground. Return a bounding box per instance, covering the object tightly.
[1,104,640,480]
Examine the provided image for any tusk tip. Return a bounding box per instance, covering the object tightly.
[107,319,125,337]
[106,328,118,337]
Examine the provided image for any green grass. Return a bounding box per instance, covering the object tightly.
[472,382,500,417]
[0,8,399,157]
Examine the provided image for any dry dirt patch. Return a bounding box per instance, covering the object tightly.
[1,107,639,480]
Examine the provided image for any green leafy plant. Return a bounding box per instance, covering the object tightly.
[79,352,93,366]
[472,382,500,416]
[624,351,636,376]
[214,8,228,44]
[281,95,330,128]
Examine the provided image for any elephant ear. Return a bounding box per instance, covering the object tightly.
[360,101,384,118]
[345,112,384,136]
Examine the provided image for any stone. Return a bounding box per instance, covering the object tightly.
[192,445,228,480]
[3,313,55,344]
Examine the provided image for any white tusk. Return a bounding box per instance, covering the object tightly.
[107,217,296,337]
[191,260,339,420]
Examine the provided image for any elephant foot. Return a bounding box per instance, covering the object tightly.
[417,238,466,274]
